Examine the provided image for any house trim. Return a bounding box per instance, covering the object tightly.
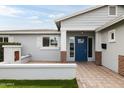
[0,30,60,35]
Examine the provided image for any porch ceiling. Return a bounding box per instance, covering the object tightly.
[67,31,95,35]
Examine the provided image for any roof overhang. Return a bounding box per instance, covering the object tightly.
[96,15,124,32]
[0,29,60,35]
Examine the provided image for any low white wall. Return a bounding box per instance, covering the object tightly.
[21,54,31,63]
[2,45,21,64]
[0,63,76,80]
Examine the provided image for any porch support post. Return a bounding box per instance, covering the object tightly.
[95,32,102,65]
[60,30,67,63]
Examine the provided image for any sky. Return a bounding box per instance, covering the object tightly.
[0,5,92,30]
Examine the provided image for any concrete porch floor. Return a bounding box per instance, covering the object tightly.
[76,62,124,88]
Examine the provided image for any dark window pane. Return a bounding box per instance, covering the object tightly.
[78,38,84,44]
[70,51,74,57]
[0,37,3,42]
[4,37,8,42]
[43,37,49,47]
[50,37,58,47]
[70,43,74,57]
[109,6,116,15]
[88,38,92,57]
[70,43,74,50]
[111,33,114,39]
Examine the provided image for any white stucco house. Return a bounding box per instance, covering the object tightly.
[1,5,124,75]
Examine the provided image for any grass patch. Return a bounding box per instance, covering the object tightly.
[0,79,78,88]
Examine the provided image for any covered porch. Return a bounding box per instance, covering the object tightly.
[60,30,96,63]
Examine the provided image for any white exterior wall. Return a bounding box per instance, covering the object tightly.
[60,30,67,51]
[9,34,60,62]
[0,64,76,80]
[61,6,124,30]
[100,21,124,72]
[95,32,102,51]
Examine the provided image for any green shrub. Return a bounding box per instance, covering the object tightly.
[0,42,21,62]
[0,42,21,46]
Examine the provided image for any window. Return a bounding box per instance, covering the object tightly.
[0,37,3,42]
[111,33,114,39]
[43,37,49,47]
[88,38,92,57]
[69,37,75,58]
[108,6,117,16]
[4,37,8,42]
[50,37,58,47]
[70,42,74,57]
[78,38,84,44]
[42,36,59,48]
[108,30,116,42]
[0,37,8,43]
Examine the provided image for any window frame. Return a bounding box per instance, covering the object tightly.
[108,30,116,43]
[108,5,117,16]
[0,37,3,42]
[87,36,95,62]
[4,37,8,42]
[0,35,9,43]
[69,37,75,58]
[41,35,60,49]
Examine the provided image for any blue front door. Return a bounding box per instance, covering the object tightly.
[75,36,87,62]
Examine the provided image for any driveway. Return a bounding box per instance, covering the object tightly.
[76,62,124,88]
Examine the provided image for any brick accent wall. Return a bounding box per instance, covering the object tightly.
[118,55,124,76]
[95,51,102,66]
[61,51,67,63]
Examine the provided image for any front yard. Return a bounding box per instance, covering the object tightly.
[0,79,78,88]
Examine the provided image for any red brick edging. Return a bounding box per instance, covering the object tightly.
[61,51,67,63]
[118,55,124,76]
[95,51,102,66]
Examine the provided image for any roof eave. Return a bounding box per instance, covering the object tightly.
[96,15,124,32]
[0,29,60,34]
[0,32,60,35]
[55,5,106,23]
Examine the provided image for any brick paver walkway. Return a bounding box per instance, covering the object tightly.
[76,62,124,88]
